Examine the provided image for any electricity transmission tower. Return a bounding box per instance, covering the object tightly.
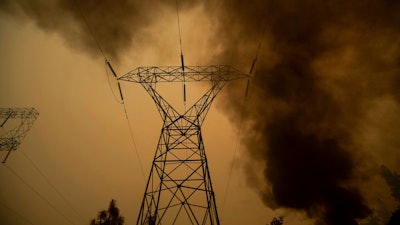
[0,108,39,163]
[119,65,248,225]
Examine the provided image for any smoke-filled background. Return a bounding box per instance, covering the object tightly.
[214,0,400,225]
[1,0,399,225]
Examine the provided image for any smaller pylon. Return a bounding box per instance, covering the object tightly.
[0,108,39,163]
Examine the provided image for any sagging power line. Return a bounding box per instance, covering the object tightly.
[72,0,147,184]
[20,150,85,222]
[3,163,77,225]
[220,25,265,218]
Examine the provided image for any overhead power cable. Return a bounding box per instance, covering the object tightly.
[122,100,147,183]
[175,0,187,107]
[105,62,146,183]
[175,0,184,63]
[0,201,36,225]
[20,151,85,222]
[72,0,146,184]
[220,90,248,218]
[220,24,265,218]
[72,0,107,59]
[3,163,76,225]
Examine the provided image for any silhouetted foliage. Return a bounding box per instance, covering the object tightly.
[381,166,400,202]
[90,199,124,225]
[269,216,284,225]
[146,215,155,225]
[386,209,400,225]
[381,166,400,225]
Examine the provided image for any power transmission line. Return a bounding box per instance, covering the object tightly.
[3,163,77,225]
[19,151,85,222]
[175,0,184,58]
[0,201,36,225]
[220,87,249,218]
[104,60,147,183]
[121,97,147,183]
[71,0,146,184]
[71,0,107,60]
[220,27,265,218]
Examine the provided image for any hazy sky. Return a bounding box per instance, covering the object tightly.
[0,2,281,225]
[1,1,399,225]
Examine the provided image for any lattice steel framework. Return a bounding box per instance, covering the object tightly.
[0,108,39,163]
[119,65,248,225]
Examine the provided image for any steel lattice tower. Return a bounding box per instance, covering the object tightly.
[0,107,39,163]
[119,65,248,225]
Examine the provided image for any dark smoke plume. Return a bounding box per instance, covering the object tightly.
[213,0,400,224]
[0,0,187,61]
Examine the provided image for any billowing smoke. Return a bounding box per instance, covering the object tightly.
[213,0,400,224]
[0,0,189,61]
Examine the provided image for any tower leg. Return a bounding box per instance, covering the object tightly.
[136,82,224,225]
[137,120,219,225]
[2,149,12,163]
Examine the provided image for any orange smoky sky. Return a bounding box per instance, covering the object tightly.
[1,1,400,225]
[0,1,273,225]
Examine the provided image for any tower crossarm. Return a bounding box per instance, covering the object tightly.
[0,108,39,163]
[118,65,249,83]
[0,108,39,119]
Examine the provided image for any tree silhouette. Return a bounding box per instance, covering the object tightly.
[381,166,400,202]
[381,166,400,225]
[90,199,124,225]
[386,209,400,225]
[269,216,284,225]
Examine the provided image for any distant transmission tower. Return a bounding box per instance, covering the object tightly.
[0,108,39,163]
[119,65,248,225]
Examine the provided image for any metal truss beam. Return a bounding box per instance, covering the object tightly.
[0,108,39,163]
[118,65,249,83]
[119,65,248,225]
